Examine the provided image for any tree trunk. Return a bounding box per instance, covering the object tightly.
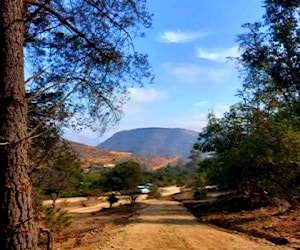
[0,0,37,249]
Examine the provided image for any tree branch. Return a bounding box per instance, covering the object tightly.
[82,0,135,52]
[25,67,48,85]
[27,78,69,101]
[28,0,110,60]
[27,81,81,138]
[25,0,51,24]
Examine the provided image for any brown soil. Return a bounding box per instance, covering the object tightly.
[51,203,146,250]
[95,199,288,250]
[173,190,300,249]
[47,187,292,250]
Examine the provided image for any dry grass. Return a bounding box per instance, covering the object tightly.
[173,190,300,249]
[51,203,146,250]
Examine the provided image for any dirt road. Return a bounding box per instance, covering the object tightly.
[93,198,291,250]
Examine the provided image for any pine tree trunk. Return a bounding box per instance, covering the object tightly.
[0,0,37,249]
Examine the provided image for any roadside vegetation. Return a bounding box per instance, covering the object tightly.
[192,0,300,207]
[0,0,299,249]
[171,1,300,248]
[30,1,300,247]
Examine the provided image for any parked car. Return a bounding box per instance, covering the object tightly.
[144,183,153,189]
[136,185,150,194]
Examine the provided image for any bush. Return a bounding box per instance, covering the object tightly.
[128,190,138,206]
[80,188,103,198]
[43,207,72,232]
[147,185,161,199]
[106,193,119,208]
[193,187,207,200]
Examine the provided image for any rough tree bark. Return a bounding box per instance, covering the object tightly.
[0,0,36,249]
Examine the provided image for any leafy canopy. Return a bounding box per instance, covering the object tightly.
[25,0,153,133]
[194,0,300,204]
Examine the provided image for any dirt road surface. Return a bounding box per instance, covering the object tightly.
[92,199,290,250]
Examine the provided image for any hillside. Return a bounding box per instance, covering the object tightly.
[68,141,178,171]
[98,127,199,158]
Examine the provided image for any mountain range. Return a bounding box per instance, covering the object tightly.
[98,127,199,158]
[68,141,178,171]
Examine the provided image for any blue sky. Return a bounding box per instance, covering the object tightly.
[64,0,265,146]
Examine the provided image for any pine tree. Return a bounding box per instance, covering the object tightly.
[0,1,152,248]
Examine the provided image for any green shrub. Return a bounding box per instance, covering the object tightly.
[43,207,72,232]
[193,187,207,200]
[129,192,139,206]
[106,193,119,208]
[148,185,161,199]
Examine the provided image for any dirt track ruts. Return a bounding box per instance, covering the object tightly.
[93,198,291,250]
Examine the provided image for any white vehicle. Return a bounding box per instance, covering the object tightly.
[136,185,150,194]
[144,183,153,189]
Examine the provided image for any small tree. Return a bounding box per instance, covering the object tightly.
[147,185,161,199]
[193,174,207,200]
[106,193,119,209]
[43,207,72,233]
[34,149,82,207]
[103,161,142,206]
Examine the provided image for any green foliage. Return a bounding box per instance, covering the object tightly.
[235,121,300,204]
[194,1,300,206]
[76,172,105,197]
[106,193,119,209]
[197,159,221,185]
[103,161,142,193]
[147,185,161,199]
[34,149,83,205]
[192,174,207,200]
[153,162,197,187]
[193,187,207,200]
[197,113,300,203]
[237,0,300,116]
[25,0,153,132]
[43,207,72,232]
[32,189,44,217]
[102,161,145,206]
[1,1,153,247]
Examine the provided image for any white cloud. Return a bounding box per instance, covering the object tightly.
[165,104,230,131]
[63,103,232,145]
[123,88,167,114]
[194,101,209,107]
[163,63,234,84]
[163,116,206,132]
[196,46,240,62]
[159,30,207,43]
[212,104,231,118]
[128,88,167,103]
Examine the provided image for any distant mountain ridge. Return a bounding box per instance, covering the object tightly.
[68,141,178,171]
[98,127,199,158]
